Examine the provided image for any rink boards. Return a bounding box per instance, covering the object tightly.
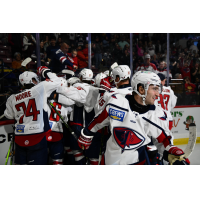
[0,106,200,164]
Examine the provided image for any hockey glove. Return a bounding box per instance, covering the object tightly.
[164,145,190,165]
[78,129,93,150]
[37,66,49,78]
[100,76,115,91]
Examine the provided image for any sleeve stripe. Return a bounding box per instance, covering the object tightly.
[88,107,109,130]
[142,116,172,146]
[60,56,66,63]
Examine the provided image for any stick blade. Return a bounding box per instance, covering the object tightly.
[184,123,197,158]
[21,57,32,67]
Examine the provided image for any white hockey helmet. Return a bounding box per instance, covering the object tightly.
[59,77,68,87]
[104,70,109,77]
[78,68,93,81]
[94,72,107,87]
[68,77,81,86]
[131,71,161,105]
[111,65,131,85]
[19,71,40,86]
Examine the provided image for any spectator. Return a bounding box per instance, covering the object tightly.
[77,45,88,70]
[171,62,182,78]
[49,42,77,74]
[103,36,110,51]
[136,40,144,57]
[76,33,85,47]
[157,61,172,78]
[112,43,121,63]
[92,36,102,69]
[67,49,78,70]
[191,63,199,83]
[187,38,192,49]
[155,40,162,53]
[69,33,76,47]
[12,52,24,70]
[151,54,159,68]
[180,61,192,80]
[8,33,23,57]
[189,41,199,53]
[118,36,129,50]
[56,36,62,47]
[43,35,50,52]
[184,76,197,105]
[147,41,155,56]
[22,33,36,58]
[46,36,60,62]
[120,49,130,66]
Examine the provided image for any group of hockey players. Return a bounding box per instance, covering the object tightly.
[4,54,190,165]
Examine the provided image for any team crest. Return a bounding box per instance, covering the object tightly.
[159,111,167,121]
[111,94,117,99]
[113,127,145,153]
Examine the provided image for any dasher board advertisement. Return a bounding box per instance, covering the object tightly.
[171,106,200,139]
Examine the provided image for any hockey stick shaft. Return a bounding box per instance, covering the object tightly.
[47,100,78,140]
[5,140,12,165]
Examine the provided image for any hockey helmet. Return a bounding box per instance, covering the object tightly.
[78,68,93,81]
[111,65,131,85]
[131,71,162,105]
[19,71,40,86]
[94,72,107,87]
[68,77,81,86]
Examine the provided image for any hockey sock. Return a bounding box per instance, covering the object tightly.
[52,159,63,165]
[89,158,99,165]
[73,150,86,165]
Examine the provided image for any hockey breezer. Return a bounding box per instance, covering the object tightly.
[47,99,78,141]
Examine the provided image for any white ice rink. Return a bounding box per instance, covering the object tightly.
[177,143,200,165]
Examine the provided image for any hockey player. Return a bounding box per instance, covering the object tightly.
[155,73,177,130]
[49,76,89,164]
[4,67,62,164]
[134,54,158,74]
[78,71,190,165]
[95,65,132,114]
[47,78,73,165]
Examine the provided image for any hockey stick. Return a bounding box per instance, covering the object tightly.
[184,123,197,158]
[5,139,12,165]
[0,57,32,80]
[47,99,78,141]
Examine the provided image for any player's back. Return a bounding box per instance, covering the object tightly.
[5,75,61,147]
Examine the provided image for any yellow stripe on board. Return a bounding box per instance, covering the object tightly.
[173,137,200,145]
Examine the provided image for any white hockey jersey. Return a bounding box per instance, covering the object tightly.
[154,86,177,121]
[47,100,72,142]
[134,63,158,74]
[4,72,61,147]
[94,84,132,115]
[84,94,174,164]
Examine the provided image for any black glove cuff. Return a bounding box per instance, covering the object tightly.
[163,150,169,162]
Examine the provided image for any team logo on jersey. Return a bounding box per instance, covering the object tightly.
[109,108,125,122]
[113,127,145,153]
[111,94,117,99]
[16,125,25,133]
[159,111,167,121]
[49,122,53,129]
[25,140,29,145]
[48,136,52,141]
